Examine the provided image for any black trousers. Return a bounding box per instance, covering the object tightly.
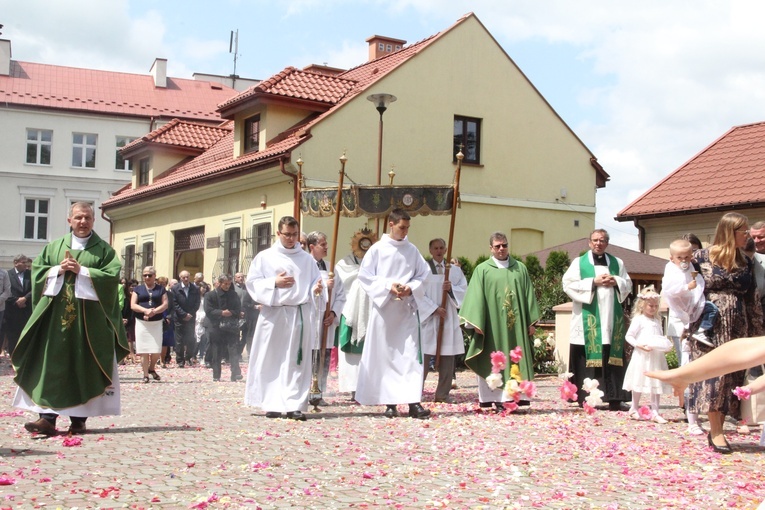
[210,329,241,381]
[174,319,196,365]
[568,344,630,405]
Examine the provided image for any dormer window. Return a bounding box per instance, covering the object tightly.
[138,157,150,186]
[245,115,260,153]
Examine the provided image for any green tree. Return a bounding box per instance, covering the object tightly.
[532,250,571,321]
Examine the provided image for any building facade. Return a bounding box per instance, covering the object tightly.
[103,13,610,281]
[0,39,239,266]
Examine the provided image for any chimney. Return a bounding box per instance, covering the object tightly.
[0,39,11,76]
[365,35,406,62]
[150,58,167,88]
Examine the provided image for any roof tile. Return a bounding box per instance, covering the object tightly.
[0,61,235,122]
[617,121,765,219]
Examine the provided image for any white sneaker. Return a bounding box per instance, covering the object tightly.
[687,424,705,435]
[691,331,714,347]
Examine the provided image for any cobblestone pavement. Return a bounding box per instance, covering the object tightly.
[1,355,764,509]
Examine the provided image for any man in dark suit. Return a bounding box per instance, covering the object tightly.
[5,255,32,356]
[171,270,201,367]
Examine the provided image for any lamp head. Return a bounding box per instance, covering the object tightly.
[367,93,397,115]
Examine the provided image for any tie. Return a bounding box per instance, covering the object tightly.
[436,263,444,274]
[318,260,327,271]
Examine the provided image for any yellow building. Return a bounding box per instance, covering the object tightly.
[103,13,608,281]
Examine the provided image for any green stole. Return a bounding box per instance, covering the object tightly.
[579,253,625,367]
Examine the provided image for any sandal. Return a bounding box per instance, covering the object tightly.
[143,376,150,383]
[149,370,161,381]
[687,424,705,436]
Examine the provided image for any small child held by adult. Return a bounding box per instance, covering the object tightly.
[623,287,672,424]
[661,239,719,348]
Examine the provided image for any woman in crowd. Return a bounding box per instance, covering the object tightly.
[122,278,139,363]
[131,267,168,383]
[685,212,763,453]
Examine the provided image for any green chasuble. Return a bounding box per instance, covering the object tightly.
[12,232,129,409]
[337,315,364,354]
[461,257,540,382]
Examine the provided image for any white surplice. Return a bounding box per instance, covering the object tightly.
[334,254,369,392]
[355,234,431,405]
[243,241,322,413]
[417,263,467,357]
[562,251,632,347]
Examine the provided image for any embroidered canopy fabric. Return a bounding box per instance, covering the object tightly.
[301,185,454,218]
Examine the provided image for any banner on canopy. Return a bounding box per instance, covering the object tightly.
[301,184,454,218]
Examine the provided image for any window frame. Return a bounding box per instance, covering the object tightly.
[22,197,50,241]
[115,136,137,171]
[72,132,98,168]
[124,244,136,281]
[223,226,241,275]
[453,115,482,165]
[244,115,260,153]
[138,157,150,186]
[26,128,53,166]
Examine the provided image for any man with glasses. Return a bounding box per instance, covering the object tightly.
[243,216,323,421]
[460,232,540,412]
[563,229,632,411]
[171,270,201,367]
[12,202,129,436]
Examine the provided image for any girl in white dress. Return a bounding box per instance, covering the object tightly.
[623,286,672,423]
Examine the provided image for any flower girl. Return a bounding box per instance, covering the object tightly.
[623,286,672,423]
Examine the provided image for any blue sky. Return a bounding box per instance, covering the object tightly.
[4,0,765,250]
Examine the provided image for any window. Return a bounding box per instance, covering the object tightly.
[224,227,241,275]
[26,129,53,165]
[142,242,154,268]
[395,45,402,51]
[124,245,136,280]
[378,43,384,51]
[244,115,260,153]
[115,136,137,171]
[138,158,150,186]
[453,115,481,164]
[23,198,49,240]
[72,133,97,168]
[254,222,272,256]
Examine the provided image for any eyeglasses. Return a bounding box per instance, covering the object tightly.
[590,239,608,244]
[143,274,155,277]
[735,229,750,235]
[492,243,508,249]
[279,231,299,238]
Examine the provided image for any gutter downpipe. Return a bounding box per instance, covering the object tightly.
[279,156,299,219]
[634,220,646,253]
[101,206,114,246]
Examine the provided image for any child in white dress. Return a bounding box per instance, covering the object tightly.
[623,286,672,423]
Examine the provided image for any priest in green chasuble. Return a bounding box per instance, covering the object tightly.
[460,232,540,411]
[562,229,632,410]
[12,202,129,436]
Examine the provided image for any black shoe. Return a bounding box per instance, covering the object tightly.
[517,400,531,407]
[384,405,399,418]
[608,401,627,412]
[494,402,505,413]
[231,374,243,382]
[479,402,493,408]
[212,378,220,382]
[143,376,150,383]
[265,412,282,419]
[408,403,431,419]
[707,432,732,454]
[68,420,86,435]
[286,411,306,421]
[149,370,161,381]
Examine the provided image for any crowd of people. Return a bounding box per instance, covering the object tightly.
[6,202,765,454]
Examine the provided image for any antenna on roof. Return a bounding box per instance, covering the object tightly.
[229,29,239,78]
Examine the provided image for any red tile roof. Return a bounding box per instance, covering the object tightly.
[617,121,765,220]
[0,61,236,122]
[527,238,667,276]
[122,119,232,157]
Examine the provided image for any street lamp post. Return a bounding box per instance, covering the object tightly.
[367,93,397,236]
